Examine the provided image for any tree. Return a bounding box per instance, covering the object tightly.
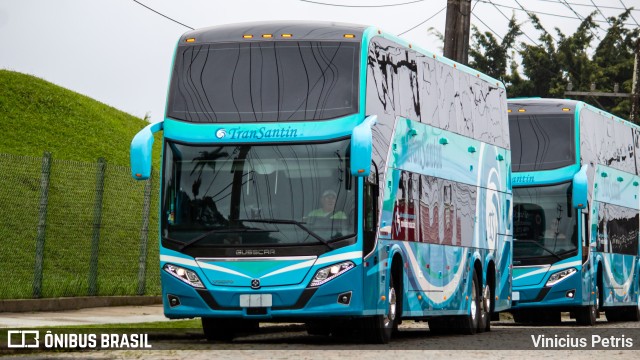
[467,9,639,119]
[468,15,521,82]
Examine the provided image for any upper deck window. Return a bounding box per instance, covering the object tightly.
[509,113,575,172]
[167,41,359,123]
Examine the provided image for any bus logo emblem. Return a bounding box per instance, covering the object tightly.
[251,279,261,289]
[215,129,226,139]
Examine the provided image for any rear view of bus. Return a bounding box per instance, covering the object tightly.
[508,98,640,325]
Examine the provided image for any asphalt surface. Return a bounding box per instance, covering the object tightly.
[1,307,639,359]
[0,304,168,328]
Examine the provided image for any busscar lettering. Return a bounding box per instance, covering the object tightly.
[236,249,276,256]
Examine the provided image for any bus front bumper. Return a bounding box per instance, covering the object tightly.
[511,268,585,309]
[160,265,366,320]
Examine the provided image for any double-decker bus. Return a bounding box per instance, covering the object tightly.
[130,21,512,343]
[509,98,640,325]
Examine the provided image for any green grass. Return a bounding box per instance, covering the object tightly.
[0,70,163,299]
[0,70,161,165]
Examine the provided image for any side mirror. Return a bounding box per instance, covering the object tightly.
[350,115,377,177]
[130,121,164,180]
[572,164,588,209]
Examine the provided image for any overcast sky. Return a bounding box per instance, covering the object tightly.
[1,0,639,123]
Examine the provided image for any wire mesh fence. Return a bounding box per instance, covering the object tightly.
[0,152,160,299]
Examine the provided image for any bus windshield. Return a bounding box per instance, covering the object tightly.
[509,113,575,171]
[161,139,356,250]
[167,41,359,123]
[513,182,578,265]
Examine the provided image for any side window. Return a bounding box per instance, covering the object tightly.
[582,209,589,264]
[597,203,640,255]
[420,174,440,244]
[363,163,379,255]
[390,171,419,241]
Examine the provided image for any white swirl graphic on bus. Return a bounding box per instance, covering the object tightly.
[215,129,226,139]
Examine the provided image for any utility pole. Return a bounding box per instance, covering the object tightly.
[443,0,472,65]
[631,38,640,123]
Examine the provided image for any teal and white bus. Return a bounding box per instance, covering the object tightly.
[509,98,640,325]
[130,21,512,343]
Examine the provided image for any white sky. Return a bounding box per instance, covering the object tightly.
[1,0,639,123]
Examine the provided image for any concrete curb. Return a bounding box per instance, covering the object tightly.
[0,296,162,313]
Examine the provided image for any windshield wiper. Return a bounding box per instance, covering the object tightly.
[237,218,334,250]
[176,227,274,251]
[514,239,562,260]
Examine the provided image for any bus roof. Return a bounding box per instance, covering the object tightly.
[179,21,367,43]
[507,98,635,127]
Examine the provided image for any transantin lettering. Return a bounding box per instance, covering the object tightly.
[227,127,298,140]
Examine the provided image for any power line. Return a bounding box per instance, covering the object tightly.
[559,0,601,40]
[536,0,640,12]
[471,12,503,41]
[132,0,194,30]
[299,0,425,8]
[516,0,560,42]
[590,0,613,26]
[618,0,640,26]
[476,0,636,25]
[397,6,446,36]
[486,0,541,45]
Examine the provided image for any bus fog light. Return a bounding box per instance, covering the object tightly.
[309,261,355,287]
[566,290,575,298]
[338,291,352,305]
[546,268,577,286]
[164,263,204,288]
[168,294,181,307]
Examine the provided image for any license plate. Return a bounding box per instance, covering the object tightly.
[240,294,272,307]
[512,291,520,301]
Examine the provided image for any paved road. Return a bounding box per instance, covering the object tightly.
[3,310,640,359]
[0,305,167,328]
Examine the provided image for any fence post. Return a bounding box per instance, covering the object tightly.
[137,170,152,295]
[33,151,52,298]
[88,157,106,296]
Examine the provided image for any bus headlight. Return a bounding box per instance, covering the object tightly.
[309,261,355,287]
[546,268,577,287]
[163,263,204,288]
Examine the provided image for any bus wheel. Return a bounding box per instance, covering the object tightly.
[576,284,598,326]
[478,281,492,332]
[576,305,597,325]
[202,318,257,342]
[363,273,398,343]
[458,271,480,335]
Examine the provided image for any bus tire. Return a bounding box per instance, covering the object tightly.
[363,273,398,343]
[478,281,492,332]
[576,305,597,326]
[576,283,598,326]
[457,271,480,335]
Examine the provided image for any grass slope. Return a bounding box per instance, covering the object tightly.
[0,70,162,299]
[0,69,160,166]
